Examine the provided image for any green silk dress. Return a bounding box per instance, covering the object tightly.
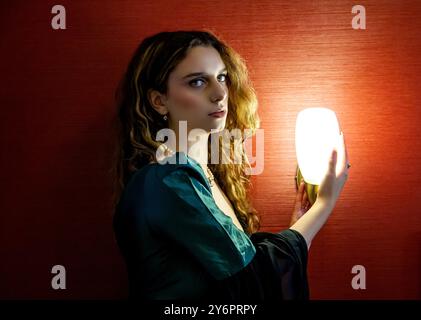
[113,151,309,300]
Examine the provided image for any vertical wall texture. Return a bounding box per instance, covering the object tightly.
[0,0,420,299]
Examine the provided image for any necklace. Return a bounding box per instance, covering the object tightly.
[205,166,215,187]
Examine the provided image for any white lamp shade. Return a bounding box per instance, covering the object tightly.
[295,108,342,185]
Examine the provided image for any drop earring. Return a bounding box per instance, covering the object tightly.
[163,114,168,121]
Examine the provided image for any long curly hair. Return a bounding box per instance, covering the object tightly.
[110,30,261,235]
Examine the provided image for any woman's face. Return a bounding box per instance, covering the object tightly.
[164,45,229,134]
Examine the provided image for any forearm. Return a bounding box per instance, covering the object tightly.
[289,199,334,249]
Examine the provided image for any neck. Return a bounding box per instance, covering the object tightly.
[165,130,210,172]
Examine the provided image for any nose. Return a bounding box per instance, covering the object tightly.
[210,81,228,104]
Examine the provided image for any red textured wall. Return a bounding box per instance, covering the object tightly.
[1,0,420,299]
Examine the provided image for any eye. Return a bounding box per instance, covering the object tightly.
[218,74,228,82]
[189,78,205,88]
[189,74,229,88]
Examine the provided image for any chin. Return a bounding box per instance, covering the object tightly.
[210,123,226,133]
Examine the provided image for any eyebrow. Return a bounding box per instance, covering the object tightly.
[182,68,227,79]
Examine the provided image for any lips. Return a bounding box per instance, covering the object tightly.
[208,109,227,117]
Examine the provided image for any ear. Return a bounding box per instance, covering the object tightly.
[148,89,168,116]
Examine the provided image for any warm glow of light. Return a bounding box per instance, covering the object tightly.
[295,108,342,185]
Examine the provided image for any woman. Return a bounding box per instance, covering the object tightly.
[111,30,349,300]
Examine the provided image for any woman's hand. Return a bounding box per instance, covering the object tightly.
[289,132,349,249]
[317,132,349,209]
[290,181,311,227]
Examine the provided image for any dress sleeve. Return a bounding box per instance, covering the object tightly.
[206,229,310,300]
[146,166,256,281]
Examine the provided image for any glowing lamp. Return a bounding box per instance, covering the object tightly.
[295,107,342,204]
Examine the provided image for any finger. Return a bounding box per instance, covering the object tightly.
[344,133,349,169]
[340,131,349,176]
[340,132,347,171]
[295,181,302,205]
[328,148,337,175]
[302,190,307,204]
[296,181,305,202]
